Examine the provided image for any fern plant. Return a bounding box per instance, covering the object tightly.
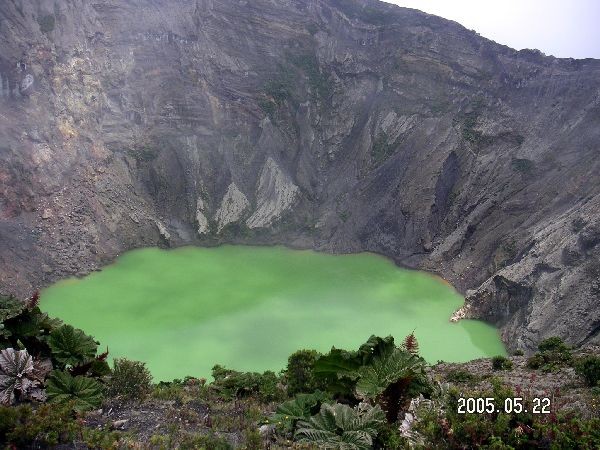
[0,348,51,405]
[46,370,103,411]
[296,402,386,450]
[402,332,419,355]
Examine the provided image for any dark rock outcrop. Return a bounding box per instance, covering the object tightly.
[0,0,599,351]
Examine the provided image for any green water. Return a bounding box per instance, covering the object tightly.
[42,245,505,381]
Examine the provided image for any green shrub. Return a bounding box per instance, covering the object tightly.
[108,358,152,401]
[243,428,262,450]
[285,349,322,396]
[80,427,125,449]
[571,217,587,232]
[376,423,406,449]
[575,356,600,387]
[491,356,513,371]
[459,109,495,147]
[446,369,476,383]
[513,349,524,356]
[0,404,24,443]
[152,380,187,402]
[178,432,233,450]
[211,365,284,402]
[538,336,569,353]
[526,353,545,369]
[527,337,572,372]
[2,402,82,447]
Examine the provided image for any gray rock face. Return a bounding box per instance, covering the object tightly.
[195,198,209,236]
[0,0,599,351]
[246,157,299,229]
[215,183,250,232]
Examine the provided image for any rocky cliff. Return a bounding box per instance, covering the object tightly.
[1,0,599,351]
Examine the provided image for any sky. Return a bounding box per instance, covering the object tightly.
[382,0,600,59]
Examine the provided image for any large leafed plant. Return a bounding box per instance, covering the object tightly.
[312,335,431,421]
[0,348,52,405]
[49,324,99,369]
[295,402,386,450]
[46,370,103,411]
[1,294,62,355]
[355,348,430,422]
[270,390,330,431]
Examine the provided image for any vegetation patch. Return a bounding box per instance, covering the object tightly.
[107,358,153,401]
[258,67,296,120]
[259,51,332,119]
[127,144,160,162]
[409,378,600,449]
[288,53,333,101]
[445,369,477,383]
[512,157,535,174]
[38,14,55,33]
[264,76,294,106]
[491,355,514,370]
[461,112,494,146]
[284,349,324,396]
[527,336,573,372]
[371,131,397,165]
[575,356,600,387]
[258,97,276,119]
[211,365,285,402]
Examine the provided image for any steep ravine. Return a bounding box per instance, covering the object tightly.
[0,0,599,352]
